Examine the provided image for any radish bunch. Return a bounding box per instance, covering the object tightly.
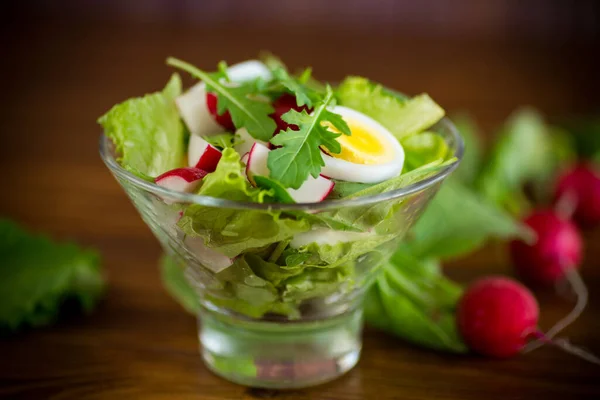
[457,162,600,364]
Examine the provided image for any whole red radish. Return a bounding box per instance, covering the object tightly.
[554,163,600,228]
[458,277,539,358]
[509,210,582,286]
[206,92,235,130]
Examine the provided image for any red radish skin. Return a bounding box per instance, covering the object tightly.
[188,135,223,172]
[509,210,583,286]
[154,167,208,193]
[458,277,539,358]
[206,92,235,130]
[555,163,600,228]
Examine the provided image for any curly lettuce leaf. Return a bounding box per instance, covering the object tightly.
[0,219,105,333]
[336,76,445,139]
[401,131,450,172]
[98,74,184,179]
[178,149,310,257]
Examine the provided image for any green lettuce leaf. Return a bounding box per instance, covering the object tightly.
[160,254,200,314]
[451,113,483,185]
[401,131,450,171]
[326,159,455,231]
[0,219,105,334]
[476,108,559,214]
[364,247,467,353]
[178,149,310,257]
[336,76,445,139]
[202,132,238,150]
[98,74,184,179]
[408,180,530,260]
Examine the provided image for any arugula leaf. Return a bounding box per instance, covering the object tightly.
[270,67,320,108]
[167,57,276,141]
[98,74,184,179]
[0,219,105,333]
[409,180,530,260]
[336,76,445,139]
[268,86,351,189]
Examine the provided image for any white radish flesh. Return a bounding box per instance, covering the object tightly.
[188,135,222,172]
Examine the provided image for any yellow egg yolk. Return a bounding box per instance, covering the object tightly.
[322,119,394,164]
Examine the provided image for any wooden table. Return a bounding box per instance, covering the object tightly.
[1,20,599,399]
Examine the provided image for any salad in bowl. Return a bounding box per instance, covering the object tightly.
[99,55,462,388]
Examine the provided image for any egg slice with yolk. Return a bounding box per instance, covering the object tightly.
[320,106,404,183]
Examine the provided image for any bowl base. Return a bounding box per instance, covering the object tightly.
[198,308,363,389]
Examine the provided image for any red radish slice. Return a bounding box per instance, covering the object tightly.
[155,167,207,193]
[245,143,270,185]
[184,236,234,273]
[287,175,335,203]
[241,152,249,165]
[175,84,223,137]
[188,135,222,172]
[234,127,267,157]
[246,143,334,203]
[206,92,235,130]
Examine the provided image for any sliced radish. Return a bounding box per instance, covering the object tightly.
[184,236,234,273]
[241,152,250,165]
[246,143,334,203]
[176,84,223,137]
[227,60,272,82]
[206,91,235,130]
[176,60,271,137]
[234,127,267,157]
[155,167,207,193]
[188,135,222,172]
[245,143,271,185]
[290,228,372,248]
[287,175,334,203]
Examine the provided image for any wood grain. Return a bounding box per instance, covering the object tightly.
[1,18,599,400]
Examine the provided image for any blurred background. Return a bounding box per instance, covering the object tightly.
[0,0,598,245]
[0,0,599,250]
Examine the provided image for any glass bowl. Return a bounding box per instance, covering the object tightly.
[100,117,463,388]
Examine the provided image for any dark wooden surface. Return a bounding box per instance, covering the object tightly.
[1,18,600,400]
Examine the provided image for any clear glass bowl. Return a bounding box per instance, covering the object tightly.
[100,118,463,388]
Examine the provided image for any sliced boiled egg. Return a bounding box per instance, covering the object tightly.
[321,106,404,183]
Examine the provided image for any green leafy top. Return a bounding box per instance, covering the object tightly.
[268,86,351,189]
[0,219,105,334]
[270,66,320,108]
[167,57,276,141]
[98,73,184,179]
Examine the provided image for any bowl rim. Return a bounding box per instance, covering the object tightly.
[99,117,464,211]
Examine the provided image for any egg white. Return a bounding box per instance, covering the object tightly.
[321,106,405,183]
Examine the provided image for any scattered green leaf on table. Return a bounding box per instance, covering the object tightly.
[451,113,483,185]
[0,219,105,334]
